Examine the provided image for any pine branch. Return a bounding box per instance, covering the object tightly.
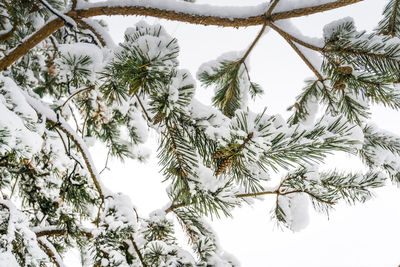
[24,93,105,202]
[388,0,400,35]
[378,0,400,36]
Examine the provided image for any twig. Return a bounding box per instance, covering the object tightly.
[35,229,66,237]
[49,120,104,201]
[75,18,107,47]
[240,23,267,63]
[60,85,94,110]
[235,190,277,198]
[0,23,17,42]
[165,202,190,214]
[37,238,63,267]
[71,0,78,10]
[135,93,152,123]
[269,23,323,80]
[268,22,323,52]
[265,0,281,17]
[99,150,111,175]
[38,0,75,28]
[130,236,147,267]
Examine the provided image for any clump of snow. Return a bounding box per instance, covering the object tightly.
[323,17,355,41]
[0,76,43,157]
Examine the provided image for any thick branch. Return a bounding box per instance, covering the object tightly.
[35,229,66,238]
[0,0,362,71]
[0,18,64,71]
[76,0,362,27]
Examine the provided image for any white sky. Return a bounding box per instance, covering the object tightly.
[68,1,400,266]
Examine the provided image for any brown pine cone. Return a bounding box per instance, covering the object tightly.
[212,150,230,159]
[333,81,346,90]
[337,66,353,75]
[215,157,234,176]
[152,111,165,125]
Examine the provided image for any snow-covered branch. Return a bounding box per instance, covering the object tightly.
[0,0,362,71]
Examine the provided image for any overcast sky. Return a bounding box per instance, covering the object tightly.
[69,1,400,266]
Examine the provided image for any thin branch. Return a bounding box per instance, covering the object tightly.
[35,229,66,237]
[52,121,104,201]
[281,190,335,205]
[54,127,84,168]
[268,22,323,52]
[0,23,17,42]
[37,238,63,267]
[38,0,75,28]
[269,23,323,80]
[235,190,277,198]
[135,93,152,123]
[265,0,281,17]
[99,150,111,175]
[165,202,190,214]
[0,0,362,71]
[130,236,147,267]
[60,85,94,110]
[75,18,107,47]
[71,0,78,10]
[240,23,267,63]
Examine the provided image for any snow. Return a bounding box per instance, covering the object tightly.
[0,252,19,267]
[41,0,77,28]
[80,18,117,49]
[58,43,105,82]
[22,88,110,197]
[0,76,43,157]
[273,0,344,14]
[323,16,355,40]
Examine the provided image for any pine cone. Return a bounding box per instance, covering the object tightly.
[333,81,346,90]
[215,157,234,176]
[152,111,165,125]
[47,60,56,77]
[212,150,229,159]
[337,66,353,75]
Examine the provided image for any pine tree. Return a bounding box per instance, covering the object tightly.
[0,0,399,266]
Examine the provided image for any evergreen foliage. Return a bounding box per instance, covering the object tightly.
[0,0,399,266]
